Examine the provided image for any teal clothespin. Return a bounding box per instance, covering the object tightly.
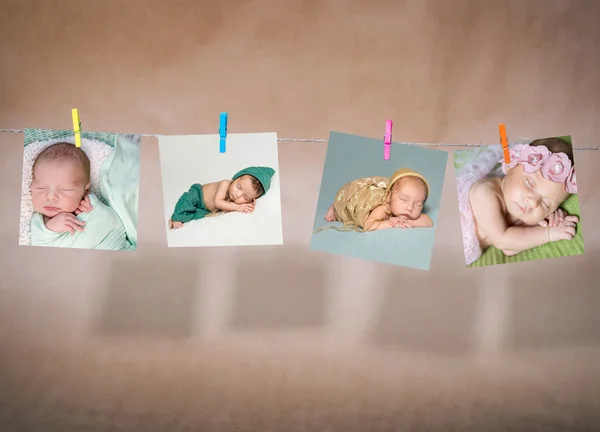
[219,112,228,153]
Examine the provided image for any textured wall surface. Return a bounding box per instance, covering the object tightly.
[1,0,599,430]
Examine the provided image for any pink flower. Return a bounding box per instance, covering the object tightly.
[565,166,577,194]
[510,143,526,159]
[520,145,550,173]
[501,144,525,174]
[541,152,572,184]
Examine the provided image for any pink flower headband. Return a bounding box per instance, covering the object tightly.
[500,143,577,194]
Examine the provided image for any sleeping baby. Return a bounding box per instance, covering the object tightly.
[322,168,434,232]
[29,142,129,250]
[465,137,578,263]
[168,166,276,229]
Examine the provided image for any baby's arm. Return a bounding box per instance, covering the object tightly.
[470,182,550,254]
[213,180,240,212]
[409,213,434,228]
[363,206,394,231]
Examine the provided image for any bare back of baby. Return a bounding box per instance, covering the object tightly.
[201,181,228,212]
[469,177,517,251]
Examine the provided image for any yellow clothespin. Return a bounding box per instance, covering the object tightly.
[72,108,82,148]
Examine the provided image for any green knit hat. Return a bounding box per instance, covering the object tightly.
[232,166,276,195]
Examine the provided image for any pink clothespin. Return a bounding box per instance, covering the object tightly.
[384,120,393,160]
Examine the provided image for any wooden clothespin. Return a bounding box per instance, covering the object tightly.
[219,112,228,153]
[384,120,393,160]
[72,109,82,148]
[499,124,510,164]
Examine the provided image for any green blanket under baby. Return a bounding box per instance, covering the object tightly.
[30,193,132,251]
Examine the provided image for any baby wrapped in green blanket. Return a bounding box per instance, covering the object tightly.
[169,166,275,229]
[29,143,129,251]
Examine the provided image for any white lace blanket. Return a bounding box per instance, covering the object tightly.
[453,145,504,265]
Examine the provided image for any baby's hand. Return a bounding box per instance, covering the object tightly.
[548,215,579,242]
[74,194,93,215]
[539,208,566,228]
[236,202,255,214]
[389,216,411,228]
[45,212,85,235]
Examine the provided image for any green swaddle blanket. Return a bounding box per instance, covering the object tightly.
[30,193,131,251]
[171,184,210,223]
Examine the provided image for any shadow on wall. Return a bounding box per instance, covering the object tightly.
[228,245,327,331]
[92,246,203,339]
[1,231,114,345]
[505,247,600,352]
[0,231,36,342]
[367,252,481,358]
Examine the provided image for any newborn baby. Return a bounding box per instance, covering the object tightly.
[30,142,128,250]
[468,138,578,259]
[169,166,276,229]
[323,168,434,232]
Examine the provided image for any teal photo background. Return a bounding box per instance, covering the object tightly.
[310,131,448,271]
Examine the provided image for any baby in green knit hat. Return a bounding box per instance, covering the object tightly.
[168,166,276,229]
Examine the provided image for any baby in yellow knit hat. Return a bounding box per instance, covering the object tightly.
[323,168,434,232]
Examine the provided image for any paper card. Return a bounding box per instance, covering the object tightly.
[453,135,584,268]
[158,132,283,248]
[19,128,141,251]
[310,131,448,271]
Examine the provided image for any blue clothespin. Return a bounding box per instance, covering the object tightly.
[219,112,228,153]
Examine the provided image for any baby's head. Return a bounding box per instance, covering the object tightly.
[228,166,275,204]
[386,169,429,220]
[228,174,265,204]
[501,137,577,225]
[31,143,91,217]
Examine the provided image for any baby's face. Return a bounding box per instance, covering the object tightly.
[228,175,259,204]
[387,178,427,220]
[31,160,89,218]
[502,164,569,224]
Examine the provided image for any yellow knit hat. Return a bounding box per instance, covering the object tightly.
[385,168,430,199]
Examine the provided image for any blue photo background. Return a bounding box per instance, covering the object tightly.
[310,131,448,270]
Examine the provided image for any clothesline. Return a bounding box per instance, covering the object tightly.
[1,128,598,150]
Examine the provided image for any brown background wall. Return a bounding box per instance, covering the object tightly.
[1,0,599,430]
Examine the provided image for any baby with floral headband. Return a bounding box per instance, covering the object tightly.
[321,168,434,232]
[468,137,578,261]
